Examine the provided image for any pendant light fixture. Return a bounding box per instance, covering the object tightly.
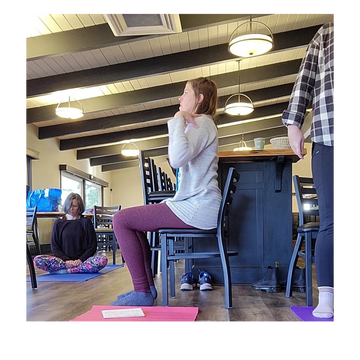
[121,141,140,157]
[228,16,274,58]
[55,96,84,119]
[233,127,252,151]
[224,60,254,116]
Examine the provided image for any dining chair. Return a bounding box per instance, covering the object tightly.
[26,206,39,288]
[93,205,122,265]
[158,167,240,309]
[139,151,176,276]
[285,176,319,306]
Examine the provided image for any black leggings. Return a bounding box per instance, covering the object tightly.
[312,142,334,287]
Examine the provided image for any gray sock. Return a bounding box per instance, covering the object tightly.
[117,286,157,300]
[111,291,154,306]
[117,290,134,300]
[150,286,157,299]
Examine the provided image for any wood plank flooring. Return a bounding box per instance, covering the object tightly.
[26,251,317,321]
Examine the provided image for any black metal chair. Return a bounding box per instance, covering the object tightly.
[158,167,240,309]
[26,206,39,288]
[139,151,175,275]
[285,176,319,306]
[93,205,122,265]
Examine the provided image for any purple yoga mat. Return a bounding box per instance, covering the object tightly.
[291,306,333,321]
[27,264,123,282]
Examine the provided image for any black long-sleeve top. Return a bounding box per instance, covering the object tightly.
[51,216,97,262]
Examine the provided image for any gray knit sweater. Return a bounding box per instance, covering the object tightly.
[164,115,221,229]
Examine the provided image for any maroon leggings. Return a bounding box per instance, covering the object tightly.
[113,203,193,293]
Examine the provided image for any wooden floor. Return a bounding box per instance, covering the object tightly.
[26,251,317,321]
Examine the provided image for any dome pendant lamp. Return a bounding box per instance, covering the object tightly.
[233,133,252,151]
[121,141,140,157]
[228,16,274,58]
[224,60,254,116]
[55,96,84,119]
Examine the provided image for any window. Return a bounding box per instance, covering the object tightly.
[61,172,83,206]
[59,165,108,210]
[85,180,102,209]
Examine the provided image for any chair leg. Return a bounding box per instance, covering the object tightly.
[161,234,169,306]
[218,235,232,309]
[26,244,37,289]
[169,238,176,298]
[285,233,303,298]
[112,236,117,265]
[34,221,41,255]
[149,232,159,277]
[304,231,313,307]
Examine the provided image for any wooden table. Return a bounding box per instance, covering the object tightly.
[193,149,306,285]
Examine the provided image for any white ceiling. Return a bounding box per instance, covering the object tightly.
[26,13,334,171]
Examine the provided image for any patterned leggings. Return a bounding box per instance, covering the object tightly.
[33,254,108,274]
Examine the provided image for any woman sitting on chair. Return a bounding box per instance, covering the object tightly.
[33,193,108,274]
[111,77,221,306]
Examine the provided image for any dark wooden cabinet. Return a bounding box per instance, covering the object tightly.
[193,149,304,285]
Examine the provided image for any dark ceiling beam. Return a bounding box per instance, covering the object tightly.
[78,115,285,164]
[39,105,178,139]
[178,14,263,30]
[61,101,288,151]
[218,115,285,138]
[26,26,318,98]
[90,154,137,166]
[39,83,293,139]
[217,102,289,127]
[27,59,301,124]
[88,116,286,166]
[99,126,288,172]
[60,124,168,150]
[26,14,254,61]
[77,137,170,160]
[102,159,140,172]
[101,147,171,172]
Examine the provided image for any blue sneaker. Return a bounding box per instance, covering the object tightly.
[180,272,195,291]
[198,269,213,291]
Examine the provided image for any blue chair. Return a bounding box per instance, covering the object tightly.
[139,151,175,276]
[158,167,240,309]
[285,176,319,306]
[26,206,39,288]
[93,205,122,265]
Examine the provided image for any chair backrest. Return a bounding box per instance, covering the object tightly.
[157,167,166,191]
[139,150,158,204]
[26,206,38,235]
[166,173,175,191]
[217,167,240,234]
[293,175,319,226]
[93,205,121,228]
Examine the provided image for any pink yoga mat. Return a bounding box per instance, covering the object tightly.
[70,305,199,321]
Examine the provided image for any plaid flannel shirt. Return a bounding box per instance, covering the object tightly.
[282,22,334,146]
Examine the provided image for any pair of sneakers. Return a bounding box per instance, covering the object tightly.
[180,269,212,291]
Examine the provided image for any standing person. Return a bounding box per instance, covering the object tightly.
[282,22,334,318]
[34,193,108,273]
[111,77,221,306]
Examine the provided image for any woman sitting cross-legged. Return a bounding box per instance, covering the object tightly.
[33,192,108,274]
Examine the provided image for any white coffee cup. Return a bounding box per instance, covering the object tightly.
[254,138,265,150]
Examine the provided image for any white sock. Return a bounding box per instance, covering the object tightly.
[333,288,337,316]
[312,286,334,318]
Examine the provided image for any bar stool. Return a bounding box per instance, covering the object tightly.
[285,176,319,306]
